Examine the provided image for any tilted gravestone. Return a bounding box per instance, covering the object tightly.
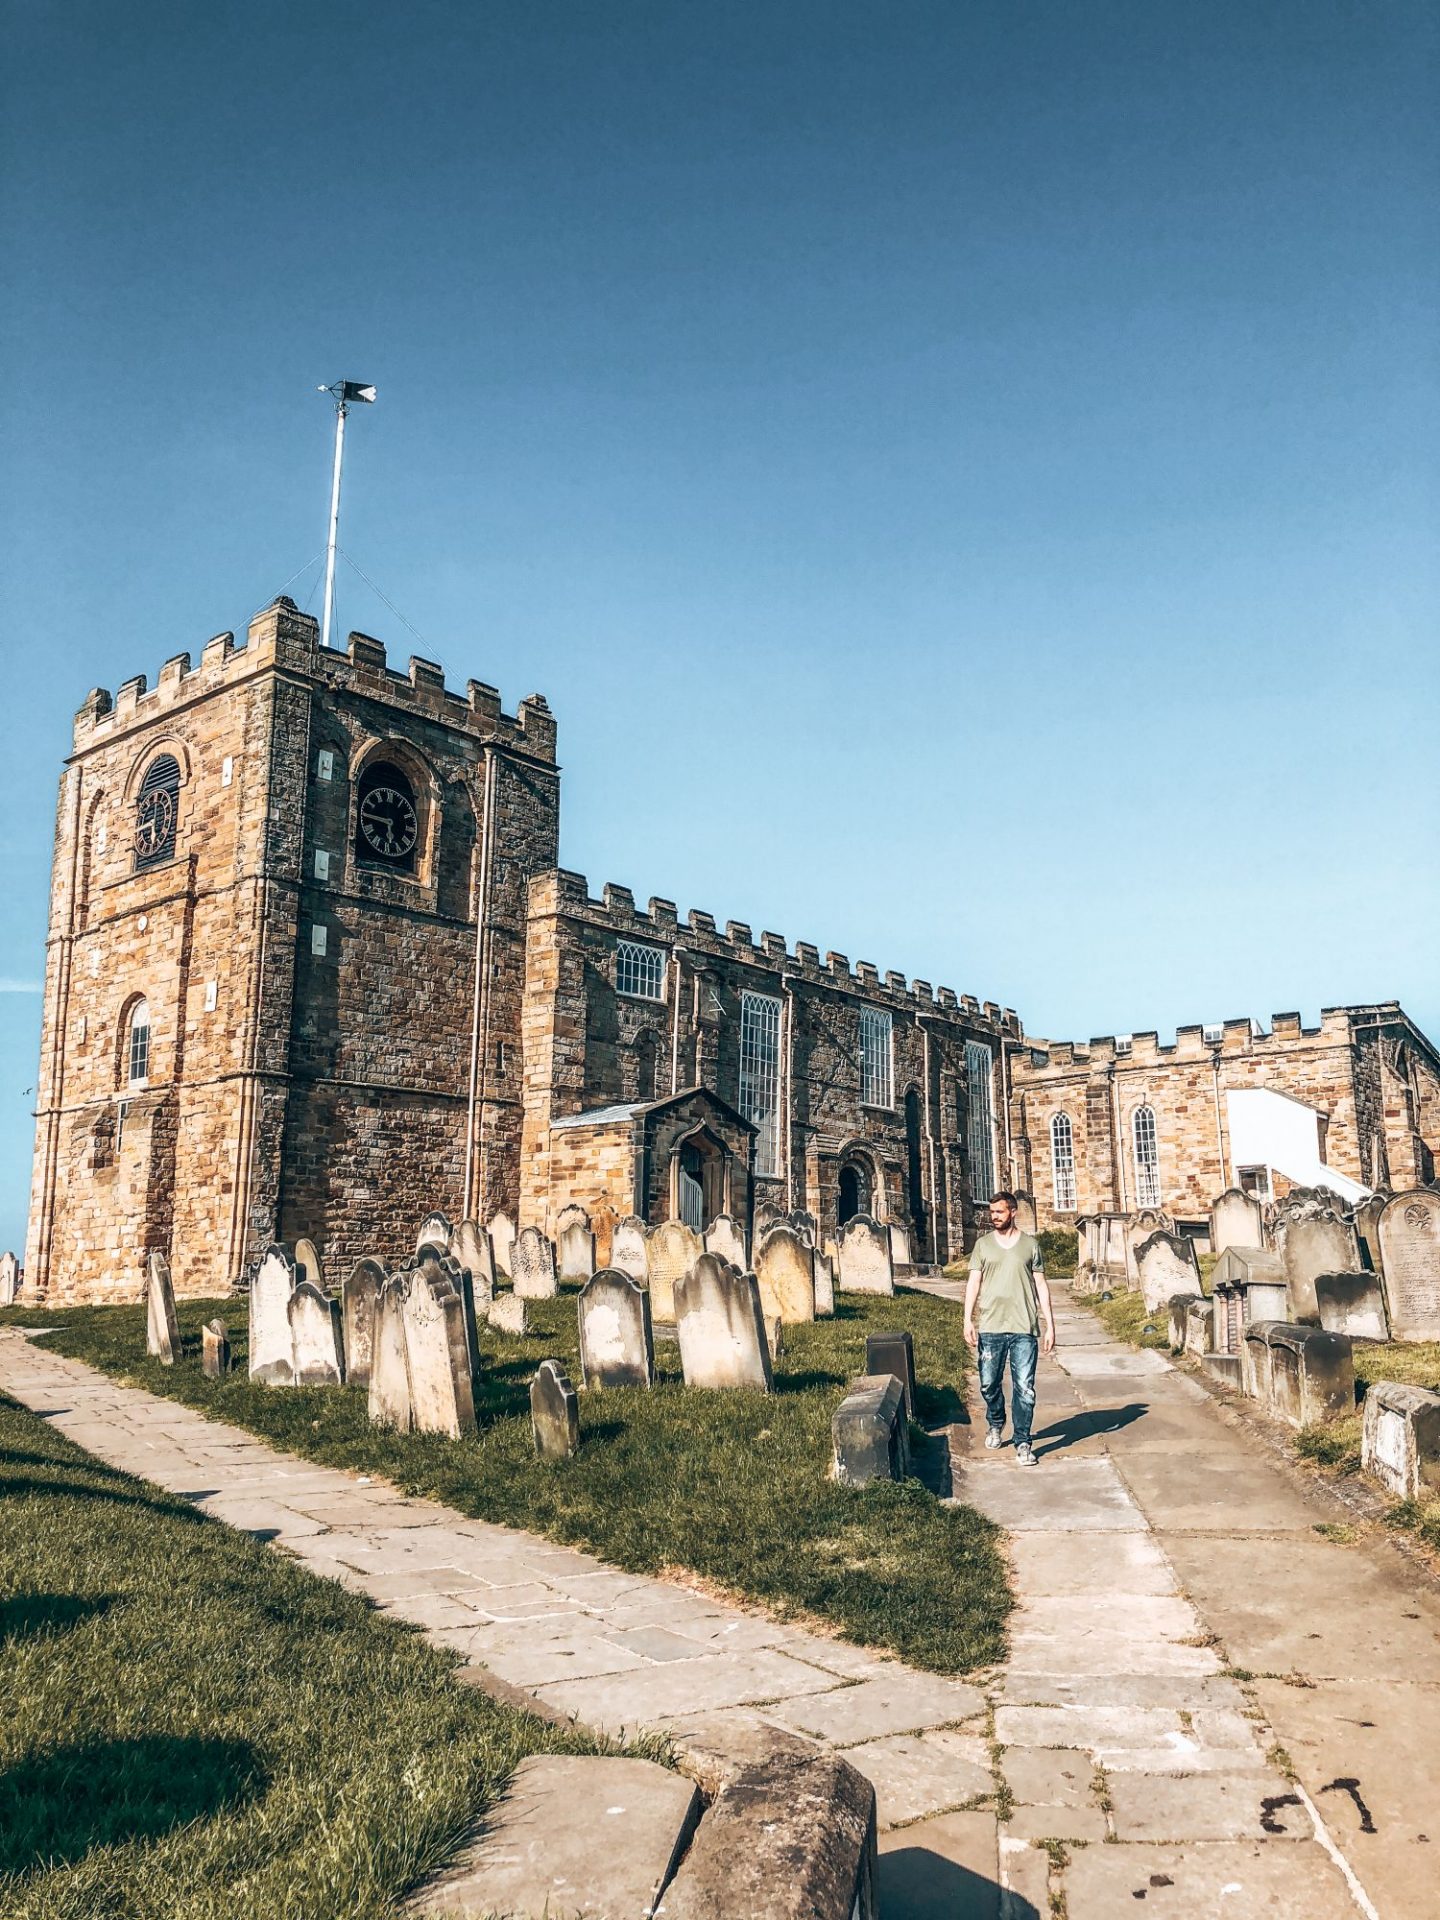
[610,1216,650,1284]
[1315,1272,1389,1343]
[401,1262,477,1438]
[1362,1381,1440,1500]
[558,1220,597,1283]
[704,1213,748,1270]
[1283,1211,1362,1325]
[754,1223,816,1325]
[343,1258,386,1389]
[577,1269,654,1390]
[555,1202,590,1234]
[145,1250,180,1365]
[1210,1188,1266,1254]
[531,1359,579,1458]
[487,1209,517,1279]
[864,1330,916,1420]
[1353,1192,1388,1276]
[288,1280,345,1386]
[450,1219,495,1309]
[1134,1231,1202,1315]
[1376,1190,1440,1342]
[647,1221,703,1323]
[248,1245,297,1385]
[674,1254,772,1391]
[1269,1186,1351,1269]
[1124,1209,1172,1285]
[837,1214,895,1296]
[0,1251,20,1306]
[813,1250,836,1317]
[832,1374,908,1486]
[202,1319,231,1378]
[294,1237,324,1289]
[511,1226,559,1300]
[1183,1298,1211,1357]
[419,1246,482,1384]
[416,1211,452,1254]
[485,1293,529,1337]
[369,1274,415,1431]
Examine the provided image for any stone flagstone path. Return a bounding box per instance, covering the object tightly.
[5,1283,1439,1917]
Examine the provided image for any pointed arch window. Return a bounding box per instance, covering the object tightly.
[133,754,180,870]
[1050,1112,1077,1213]
[126,999,151,1085]
[1133,1104,1161,1209]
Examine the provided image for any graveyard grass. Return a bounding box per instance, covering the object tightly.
[5,1289,1011,1675]
[0,1394,623,1920]
[1080,1289,1171,1351]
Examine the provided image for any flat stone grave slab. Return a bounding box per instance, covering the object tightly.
[768,1670,986,1744]
[537,1646,843,1735]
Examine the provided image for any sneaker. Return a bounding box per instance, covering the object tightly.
[984,1426,1004,1450]
[1014,1443,1037,1467]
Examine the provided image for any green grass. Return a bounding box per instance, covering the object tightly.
[3,1287,1010,1675]
[1384,1496,1440,1556]
[1076,1289,1171,1351]
[1036,1229,1077,1279]
[1354,1341,1440,1393]
[0,1393,617,1920]
[1295,1415,1363,1476]
[1197,1252,1219,1297]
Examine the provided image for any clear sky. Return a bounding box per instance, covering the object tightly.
[2,1,1436,1258]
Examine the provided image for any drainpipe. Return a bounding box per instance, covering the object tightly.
[1211,1047,1228,1190]
[462,746,496,1220]
[1000,1037,1014,1185]
[782,975,796,1210]
[920,1016,939,1264]
[1110,1064,1128,1212]
[669,945,685,1094]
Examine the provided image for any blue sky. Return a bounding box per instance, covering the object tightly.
[2,1,1436,1257]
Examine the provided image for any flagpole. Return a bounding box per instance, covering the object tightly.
[320,390,347,652]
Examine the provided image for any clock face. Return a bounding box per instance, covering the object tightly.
[358,784,418,861]
[134,786,176,858]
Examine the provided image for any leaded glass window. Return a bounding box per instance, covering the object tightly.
[1050,1111,1076,1212]
[859,1006,893,1109]
[1133,1104,1161,1208]
[966,1040,996,1202]
[739,991,782,1177]
[126,1000,150,1085]
[616,939,666,1001]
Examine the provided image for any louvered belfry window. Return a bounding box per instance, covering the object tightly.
[133,754,180,870]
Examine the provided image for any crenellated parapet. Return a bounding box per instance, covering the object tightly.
[1021,1006,1382,1071]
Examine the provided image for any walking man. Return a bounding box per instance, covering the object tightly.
[964,1191,1056,1466]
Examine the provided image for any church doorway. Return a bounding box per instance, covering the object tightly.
[671,1127,728,1231]
[837,1160,870,1226]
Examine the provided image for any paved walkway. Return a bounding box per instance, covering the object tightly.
[5,1289,1439,1918]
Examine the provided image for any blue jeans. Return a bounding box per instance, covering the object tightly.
[978,1333,1038,1446]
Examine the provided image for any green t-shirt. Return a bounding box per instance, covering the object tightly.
[969,1231,1044,1335]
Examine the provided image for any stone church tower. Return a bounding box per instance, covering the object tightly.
[25,597,559,1301]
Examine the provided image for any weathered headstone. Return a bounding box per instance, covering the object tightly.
[1362,1381,1440,1499]
[1210,1188,1266,1254]
[1376,1190,1440,1341]
[488,1209,517,1279]
[1183,1298,1211,1357]
[888,1223,913,1273]
[1283,1210,1363,1325]
[0,1250,19,1306]
[674,1254,772,1391]
[837,1214,895,1296]
[1014,1193,1038,1234]
[369,1274,414,1431]
[577,1269,654,1389]
[1269,1185,1352,1268]
[202,1319,231,1378]
[294,1236,324,1288]
[555,1202,590,1235]
[704,1213,748,1270]
[788,1209,818,1247]
[1134,1230,1202,1315]
[647,1220,703,1323]
[754,1224,816,1324]
[611,1215,650,1284]
[402,1264,476,1438]
[764,1311,783,1364]
[450,1219,495,1309]
[416,1211,452,1254]
[1240,1320,1283,1400]
[248,1244,297,1385]
[1315,1272,1389,1343]
[1169,1293,1204,1351]
[1266,1325,1354,1429]
[1210,1248,1287,1353]
[511,1225,558,1300]
[813,1250,836,1317]
[145,1250,180,1365]
[1353,1192,1388,1276]
[753,1201,784,1235]
[832,1374,908,1486]
[342,1258,386,1389]
[288,1280,345,1386]
[485,1292,528,1337]
[420,1246,482,1384]
[1124,1209,1173,1284]
[558,1220,597,1283]
[864,1330,916,1419]
[591,1202,617,1270]
[531,1359,579,1458]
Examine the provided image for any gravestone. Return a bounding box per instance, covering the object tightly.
[248,1244,297,1385]
[1362,1381,1440,1500]
[1210,1188,1266,1254]
[704,1213,748,1270]
[1014,1193,1038,1234]
[864,1330,916,1420]
[1125,1209,1173,1283]
[202,1319,231,1378]
[674,1254,772,1391]
[511,1226,558,1300]
[420,1246,482,1384]
[486,1293,529,1337]
[416,1211,452,1255]
[342,1258,386,1389]
[647,1221,703,1322]
[788,1209,818,1247]
[888,1223,913,1273]
[555,1202,590,1234]
[611,1216,650,1284]
[1269,1186,1351,1268]
[754,1224,816,1324]
[813,1251,836,1317]
[288,1280,345,1386]
[488,1209,517,1279]
[753,1201,783,1235]
[1241,1320,1284,1400]
[1134,1231,1202,1314]
[145,1250,180,1365]
[1089,1213,1129,1281]
[837,1214,895,1296]
[764,1311,783,1363]
[1267,1325,1354,1429]
[1376,1190,1440,1341]
[531,1359,580,1458]
[1283,1211,1363,1325]
[832,1374,908,1486]
[1210,1248,1287,1353]
[369,1274,415,1431]
[294,1237,324,1289]
[450,1219,495,1309]
[1168,1294,1204,1351]
[591,1202,617,1270]
[577,1269,654,1389]
[1315,1272,1389,1343]
[558,1220,597,1283]
[402,1264,476,1439]
[1183,1298,1211,1357]
[1353,1192,1388,1275]
[0,1251,19,1305]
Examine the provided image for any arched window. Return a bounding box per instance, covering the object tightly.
[133,754,180,870]
[354,760,419,872]
[837,1160,870,1225]
[1051,1112,1077,1212]
[125,998,151,1085]
[1132,1105,1161,1209]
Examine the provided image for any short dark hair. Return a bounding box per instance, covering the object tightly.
[991,1190,1019,1209]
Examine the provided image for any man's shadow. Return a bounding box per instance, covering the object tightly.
[1031,1403,1148,1459]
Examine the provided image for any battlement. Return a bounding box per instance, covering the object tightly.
[528,869,1022,1033]
[72,597,558,763]
[1023,1005,1380,1071]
